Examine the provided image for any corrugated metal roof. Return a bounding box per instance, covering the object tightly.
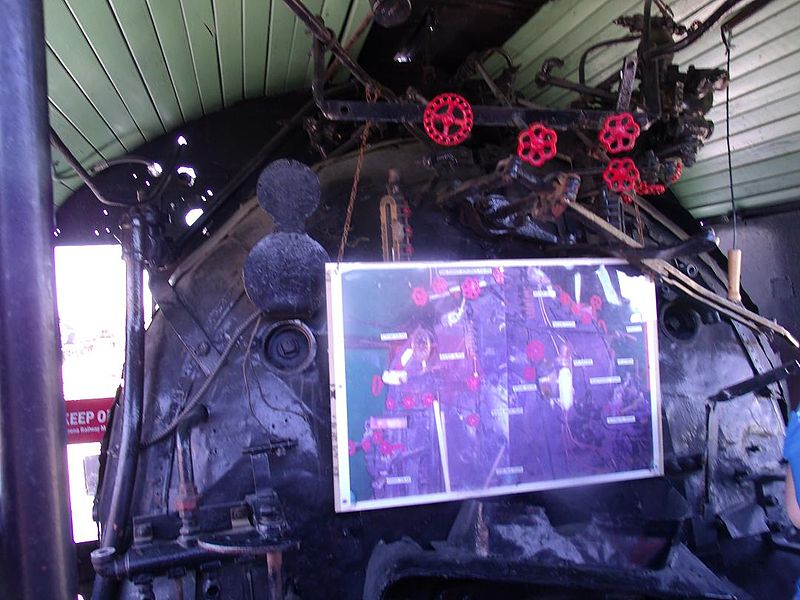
[45,0,372,206]
[487,0,800,218]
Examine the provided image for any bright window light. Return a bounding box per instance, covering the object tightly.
[55,245,153,542]
[185,207,204,226]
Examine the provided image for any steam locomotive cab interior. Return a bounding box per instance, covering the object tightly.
[3,1,800,599]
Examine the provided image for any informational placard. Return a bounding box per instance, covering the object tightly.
[326,259,662,513]
[65,397,114,444]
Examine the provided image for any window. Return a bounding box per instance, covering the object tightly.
[55,245,151,542]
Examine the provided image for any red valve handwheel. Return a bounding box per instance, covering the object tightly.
[432,276,449,294]
[371,375,384,397]
[590,294,603,312]
[526,339,545,362]
[360,438,372,452]
[422,393,435,407]
[635,180,666,196]
[411,287,429,306]
[402,395,416,410]
[466,374,481,391]
[603,158,640,193]
[461,277,481,300]
[523,366,537,381]
[423,93,474,146]
[465,413,480,428]
[517,123,558,167]
[598,112,640,154]
[668,159,683,183]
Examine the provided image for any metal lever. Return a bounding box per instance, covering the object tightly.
[708,359,800,403]
[621,228,718,261]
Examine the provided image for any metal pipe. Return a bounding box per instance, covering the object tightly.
[0,0,77,597]
[175,405,208,546]
[92,212,147,600]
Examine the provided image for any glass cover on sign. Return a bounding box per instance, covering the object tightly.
[326,259,662,512]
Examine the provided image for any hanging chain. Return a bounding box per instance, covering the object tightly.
[633,200,645,244]
[337,87,380,262]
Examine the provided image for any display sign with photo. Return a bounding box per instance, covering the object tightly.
[326,259,662,512]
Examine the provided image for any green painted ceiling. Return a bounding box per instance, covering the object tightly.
[46,0,800,217]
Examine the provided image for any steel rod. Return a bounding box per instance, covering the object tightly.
[0,0,77,597]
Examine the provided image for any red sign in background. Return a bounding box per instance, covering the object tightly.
[65,398,114,444]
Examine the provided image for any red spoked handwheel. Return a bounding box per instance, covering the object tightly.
[666,159,683,183]
[411,287,429,306]
[423,93,474,146]
[461,277,481,300]
[517,123,558,167]
[598,112,640,154]
[603,158,640,193]
[635,180,666,196]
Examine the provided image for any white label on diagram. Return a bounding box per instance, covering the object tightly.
[380,332,408,341]
[606,415,636,425]
[573,358,594,367]
[590,376,622,385]
[491,407,524,416]
[512,383,538,393]
[532,289,557,298]
[439,352,466,361]
[386,476,412,485]
[626,325,643,333]
[552,320,576,328]
[439,268,492,276]
[496,466,524,475]
[616,358,635,366]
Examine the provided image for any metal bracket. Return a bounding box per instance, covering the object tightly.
[150,274,222,376]
[616,55,638,111]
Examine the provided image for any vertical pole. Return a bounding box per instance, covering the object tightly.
[92,213,146,600]
[0,0,77,598]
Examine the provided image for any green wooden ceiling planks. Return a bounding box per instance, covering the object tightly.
[61,0,166,139]
[213,0,246,106]
[46,0,798,217]
[181,0,224,114]
[303,0,352,81]
[243,0,271,98]
[483,0,584,76]
[285,0,324,92]
[491,0,800,217]
[332,0,373,83]
[45,0,145,151]
[46,47,128,158]
[145,0,204,121]
[108,0,184,127]
[679,152,800,200]
[265,0,297,95]
[49,105,104,181]
[518,1,642,101]
[46,0,364,207]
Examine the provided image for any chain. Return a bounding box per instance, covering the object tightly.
[634,201,645,244]
[337,87,380,262]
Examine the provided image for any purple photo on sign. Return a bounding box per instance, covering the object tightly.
[327,258,662,512]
